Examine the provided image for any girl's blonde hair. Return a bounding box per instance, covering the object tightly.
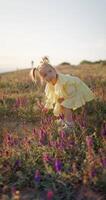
[30,56,53,85]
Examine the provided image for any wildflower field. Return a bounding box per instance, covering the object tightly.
[0,63,106,199]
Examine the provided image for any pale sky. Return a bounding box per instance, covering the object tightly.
[0,0,106,72]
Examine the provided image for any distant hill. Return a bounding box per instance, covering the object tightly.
[79,59,106,65]
[55,61,106,80]
[0,61,106,83]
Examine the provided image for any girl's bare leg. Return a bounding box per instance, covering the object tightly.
[60,106,75,133]
[60,106,73,122]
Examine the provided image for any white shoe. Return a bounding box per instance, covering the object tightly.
[63,121,75,128]
[56,119,64,126]
[62,121,75,133]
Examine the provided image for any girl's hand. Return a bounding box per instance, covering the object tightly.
[57,97,64,103]
[42,107,49,113]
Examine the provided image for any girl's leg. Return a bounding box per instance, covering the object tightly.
[60,106,75,133]
[60,106,73,122]
[60,106,75,129]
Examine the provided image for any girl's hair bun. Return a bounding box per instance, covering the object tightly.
[40,56,49,64]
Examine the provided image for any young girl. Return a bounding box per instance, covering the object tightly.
[30,57,95,129]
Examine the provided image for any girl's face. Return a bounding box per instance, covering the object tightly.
[39,65,57,83]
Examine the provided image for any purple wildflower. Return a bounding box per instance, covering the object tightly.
[54,159,62,173]
[59,130,65,139]
[47,190,54,200]
[21,97,28,107]
[34,169,41,183]
[11,185,16,194]
[43,153,51,163]
[14,97,28,109]
[80,118,87,128]
[90,168,97,178]
[86,136,93,148]
[101,158,106,168]
[38,129,47,144]
[32,128,36,135]
[100,123,106,137]
[69,140,75,146]
[59,141,64,149]
[55,141,60,148]
[14,98,20,108]
[14,160,21,170]
[49,141,56,147]
[7,134,11,141]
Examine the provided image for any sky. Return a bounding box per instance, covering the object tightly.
[0,0,106,72]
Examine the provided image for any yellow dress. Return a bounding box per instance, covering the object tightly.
[44,72,95,116]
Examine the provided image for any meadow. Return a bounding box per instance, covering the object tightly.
[0,61,106,199]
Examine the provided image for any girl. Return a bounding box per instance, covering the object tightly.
[30,57,95,130]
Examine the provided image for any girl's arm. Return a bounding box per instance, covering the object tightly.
[57,97,64,103]
[44,98,53,109]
